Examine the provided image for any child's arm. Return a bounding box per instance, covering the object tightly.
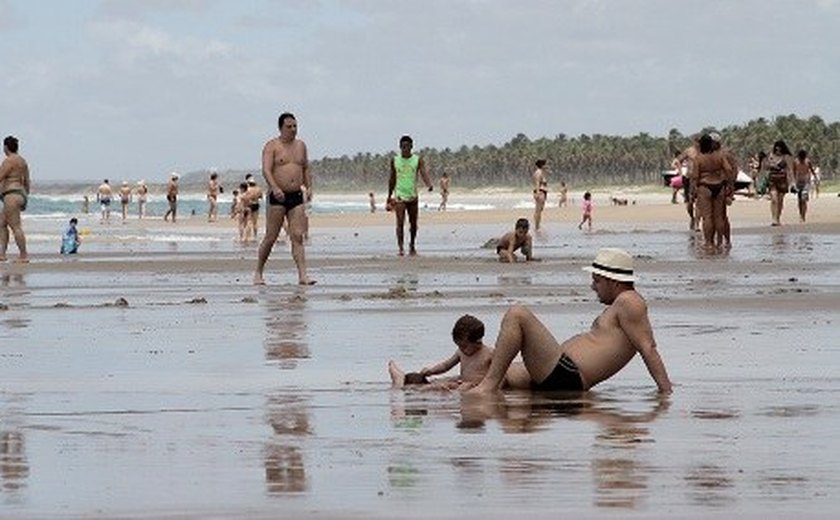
[420,352,459,376]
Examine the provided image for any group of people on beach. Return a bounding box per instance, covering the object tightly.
[93,177,152,223]
[671,132,821,252]
[4,117,829,400]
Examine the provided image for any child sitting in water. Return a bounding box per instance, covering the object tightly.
[60,218,81,255]
[389,314,494,390]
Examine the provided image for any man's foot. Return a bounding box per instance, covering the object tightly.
[253,273,266,286]
[0,256,6,262]
[298,279,316,286]
[388,361,405,389]
[409,247,417,256]
[463,381,499,396]
[14,257,29,264]
[398,249,405,257]
[771,222,780,227]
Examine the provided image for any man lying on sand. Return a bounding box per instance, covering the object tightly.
[467,248,672,395]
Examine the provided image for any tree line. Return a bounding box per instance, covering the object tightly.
[310,114,838,190]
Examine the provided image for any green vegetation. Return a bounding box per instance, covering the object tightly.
[312,114,839,190]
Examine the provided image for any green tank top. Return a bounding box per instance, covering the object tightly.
[393,154,420,201]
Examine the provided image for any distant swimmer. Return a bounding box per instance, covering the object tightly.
[119,181,132,223]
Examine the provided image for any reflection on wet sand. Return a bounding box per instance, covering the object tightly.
[684,464,735,507]
[262,289,310,368]
[264,393,312,495]
[0,271,30,330]
[0,431,28,495]
[389,389,669,508]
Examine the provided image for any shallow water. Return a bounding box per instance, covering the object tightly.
[1,217,839,518]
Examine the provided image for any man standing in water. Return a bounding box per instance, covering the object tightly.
[0,136,31,262]
[163,172,179,223]
[254,112,314,286]
[467,248,672,395]
[387,135,433,256]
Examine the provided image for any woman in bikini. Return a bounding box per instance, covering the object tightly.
[0,136,31,262]
[765,140,794,226]
[690,134,735,252]
[532,159,548,231]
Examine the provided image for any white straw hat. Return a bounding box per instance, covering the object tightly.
[582,248,635,283]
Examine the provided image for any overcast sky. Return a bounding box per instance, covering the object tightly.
[2,0,839,183]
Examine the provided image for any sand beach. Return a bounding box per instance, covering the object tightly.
[1,189,839,518]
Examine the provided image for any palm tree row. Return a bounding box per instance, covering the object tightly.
[310,114,837,190]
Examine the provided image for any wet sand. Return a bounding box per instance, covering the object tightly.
[1,192,840,518]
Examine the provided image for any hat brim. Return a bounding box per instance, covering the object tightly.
[582,265,635,283]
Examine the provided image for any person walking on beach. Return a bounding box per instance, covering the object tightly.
[0,136,30,263]
[164,172,179,223]
[675,138,700,231]
[254,112,314,286]
[690,133,735,252]
[558,181,568,208]
[136,180,148,219]
[387,135,433,256]
[119,181,132,223]
[368,192,376,213]
[764,140,794,226]
[466,248,672,395]
[207,172,220,222]
[96,179,113,224]
[532,159,548,231]
[578,191,593,231]
[793,149,815,223]
[438,172,450,211]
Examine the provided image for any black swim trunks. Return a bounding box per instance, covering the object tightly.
[531,354,585,392]
[268,190,304,210]
[700,182,725,198]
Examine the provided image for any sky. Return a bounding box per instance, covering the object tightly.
[2,0,839,183]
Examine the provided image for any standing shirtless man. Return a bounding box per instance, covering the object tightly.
[467,248,672,395]
[0,136,31,262]
[254,112,314,286]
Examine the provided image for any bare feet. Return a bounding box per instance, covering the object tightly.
[0,256,6,262]
[463,380,499,396]
[398,249,405,257]
[298,279,316,286]
[388,360,405,389]
[14,257,29,264]
[253,273,266,286]
[409,247,417,256]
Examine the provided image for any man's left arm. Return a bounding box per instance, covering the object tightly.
[617,294,672,393]
[301,142,312,201]
[418,157,433,191]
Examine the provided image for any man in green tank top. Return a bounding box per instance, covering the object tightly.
[387,135,433,256]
